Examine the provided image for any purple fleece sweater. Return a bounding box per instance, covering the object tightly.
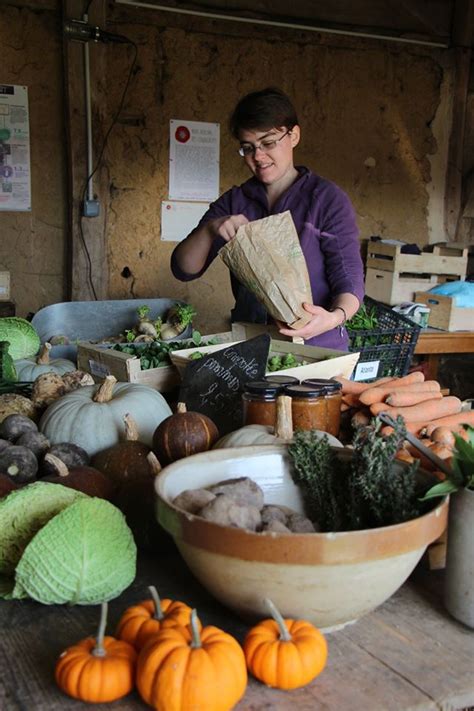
[170,167,365,350]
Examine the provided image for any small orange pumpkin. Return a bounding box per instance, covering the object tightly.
[136,608,247,711]
[243,598,328,690]
[55,601,137,703]
[116,585,196,649]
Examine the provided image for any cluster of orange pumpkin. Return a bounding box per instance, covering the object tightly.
[55,585,328,710]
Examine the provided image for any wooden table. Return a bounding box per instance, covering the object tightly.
[1,550,473,711]
[414,329,474,380]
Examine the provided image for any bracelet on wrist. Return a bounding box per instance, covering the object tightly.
[330,306,347,326]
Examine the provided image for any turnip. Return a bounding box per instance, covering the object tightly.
[160,303,196,341]
[135,305,159,339]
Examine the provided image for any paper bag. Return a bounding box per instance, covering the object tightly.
[219,211,312,329]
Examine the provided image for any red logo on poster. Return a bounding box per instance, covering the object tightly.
[175,125,191,143]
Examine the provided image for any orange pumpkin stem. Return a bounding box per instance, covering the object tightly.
[176,402,188,414]
[148,586,165,621]
[275,395,293,441]
[93,375,117,403]
[123,413,139,441]
[265,598,292,642]
[189,609,201,649]
[92,602,109,658]
[36,342,52,365]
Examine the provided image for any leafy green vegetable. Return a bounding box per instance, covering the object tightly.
[13,497,136,604]
[0,482,86,577]
[0,341,17,382]
[0,318,40,360]
[111,331,220,370]
[288,416,426,532]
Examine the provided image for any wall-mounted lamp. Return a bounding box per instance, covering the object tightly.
[64,18,129,44]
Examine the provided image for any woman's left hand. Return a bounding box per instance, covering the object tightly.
[276,302,342,340]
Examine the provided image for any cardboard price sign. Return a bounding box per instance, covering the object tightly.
[178,334,271,435]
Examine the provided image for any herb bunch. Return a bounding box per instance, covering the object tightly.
[288,416,426,532]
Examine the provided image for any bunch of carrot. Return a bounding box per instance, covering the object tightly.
[335,371,474,471]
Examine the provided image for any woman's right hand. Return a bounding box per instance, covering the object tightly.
[210,214,249,242]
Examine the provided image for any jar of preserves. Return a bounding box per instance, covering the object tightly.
[302,378,342,436]
[284,384,327,432]
[242,381,285,427]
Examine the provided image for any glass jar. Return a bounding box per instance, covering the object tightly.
[302,378,342,436]
[263,374,300,387]
[242,381,285,426]
[284,384,327,432]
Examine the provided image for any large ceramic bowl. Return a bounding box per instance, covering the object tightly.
[155,445,448,632]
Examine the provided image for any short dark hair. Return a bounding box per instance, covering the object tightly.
[229,87,298,138]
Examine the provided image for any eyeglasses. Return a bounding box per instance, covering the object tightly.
[238,129,292,157]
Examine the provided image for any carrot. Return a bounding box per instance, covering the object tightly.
[380,421,428,437]
[384,389,443,408]
[332,375,394,395]
[422,411,474,437]
[359,372,426,405]
[370,395,462,424]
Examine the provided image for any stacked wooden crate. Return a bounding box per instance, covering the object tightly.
[364,242,468,306]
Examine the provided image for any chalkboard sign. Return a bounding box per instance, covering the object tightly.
[178,334,271,435]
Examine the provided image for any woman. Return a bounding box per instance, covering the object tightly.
[170,87,364,350]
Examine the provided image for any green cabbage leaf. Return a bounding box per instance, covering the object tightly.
[13,497,137,604]
[0,317,40,360]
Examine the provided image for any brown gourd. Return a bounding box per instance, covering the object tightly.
[91,414,152,493]
[152,402,219,465]
[41,453,116,499]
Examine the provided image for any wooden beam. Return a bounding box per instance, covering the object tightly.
[62,0,109,300]
[444,0,473,240]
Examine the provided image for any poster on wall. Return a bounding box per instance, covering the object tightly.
[0,85,31,212]
[169,119,219,201]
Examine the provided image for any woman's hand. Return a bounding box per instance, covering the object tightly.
[276,302,342,340]
[209,214,249,242]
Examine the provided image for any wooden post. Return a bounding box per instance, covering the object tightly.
[62,0,109,300]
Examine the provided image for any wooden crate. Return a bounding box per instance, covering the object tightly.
[170,338,359,381]
[414,292,474,331]
[77,332,234,392]
[365,268,441,305]
[366,242,468,277]
[0,272,10,301]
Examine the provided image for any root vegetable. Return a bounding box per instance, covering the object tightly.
[31,372,66,409]
[61,370,95,391]
[40,442,89,476]
[370,395,462,423]
[332,375,395,395]
[0,438,11,453]
[15,431,50,459]
[0,394,37,423]
[262,520,291,533]
[160,303,196,341]
[0,413,38,441]
[207,476,264,509]
[385,389,443,408]
[422,411,474,437]
[199,493,261,531]
[173,488,216,514]
[286,513,317,533]
[261,504,293,526]
[359,372,427,405]
[430,426,456,448]
[0,445,38,483]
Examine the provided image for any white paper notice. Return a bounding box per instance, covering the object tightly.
[0,85,31,211]
[161,200,210,242]
[169,120,219,201]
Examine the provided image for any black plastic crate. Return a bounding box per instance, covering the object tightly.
[347,296,421,381]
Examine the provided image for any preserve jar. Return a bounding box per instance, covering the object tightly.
[284,384,327,432]
[302,378,342,436]
[242,381,285,427]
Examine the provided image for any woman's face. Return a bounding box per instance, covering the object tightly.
[238,125,300,186]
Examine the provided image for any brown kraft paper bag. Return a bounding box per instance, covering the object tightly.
[219,211,313,329]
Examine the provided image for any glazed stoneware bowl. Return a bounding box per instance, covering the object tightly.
[155,444,448,632]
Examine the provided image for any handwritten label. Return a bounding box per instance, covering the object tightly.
[178,334,271,435]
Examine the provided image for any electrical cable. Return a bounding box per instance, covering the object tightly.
[78,38,138,300]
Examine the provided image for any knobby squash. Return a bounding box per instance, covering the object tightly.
[55,601,137,703]
[243,598,327,689]
[136,608,247,711]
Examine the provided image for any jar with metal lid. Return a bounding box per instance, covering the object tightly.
[284,383,327,432]
[263,374,300,387]
[242,381,285,427]
[302,378,342,436]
